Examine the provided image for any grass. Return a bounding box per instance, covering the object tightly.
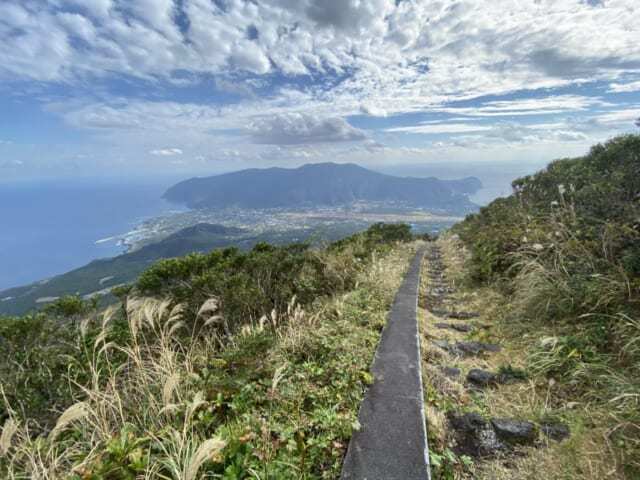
[438,135,640,478]
[421,232,637,479]
[0,225,420,479]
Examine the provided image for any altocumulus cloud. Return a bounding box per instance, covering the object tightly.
[248,114,367,145]
[3,0,639,100]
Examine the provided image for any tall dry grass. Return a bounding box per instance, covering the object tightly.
[491,213,640,474]
[0,297,227,479]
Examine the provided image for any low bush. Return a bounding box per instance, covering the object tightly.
[136,223,414,333]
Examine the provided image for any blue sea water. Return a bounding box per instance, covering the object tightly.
[0,177,182,291]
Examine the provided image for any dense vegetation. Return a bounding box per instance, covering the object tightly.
[452,135,640,475]
[0,223,418,479]
[0,223,370,317]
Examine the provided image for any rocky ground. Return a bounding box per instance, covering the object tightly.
[420,239,572,479]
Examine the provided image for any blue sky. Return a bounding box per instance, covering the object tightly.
[1,0,640,180]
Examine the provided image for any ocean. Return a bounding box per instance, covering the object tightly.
[0,177,181,291]
[379,161,548,205]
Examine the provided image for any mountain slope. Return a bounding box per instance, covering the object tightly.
[163,163,481,213]
[0,224,245,316]
[0,225,418,478]
[0,221,383,316]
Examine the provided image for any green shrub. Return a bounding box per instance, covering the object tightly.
[135,223,413,333]
[44,294,96,318]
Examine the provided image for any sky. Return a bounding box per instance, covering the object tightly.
[1,0,640,180]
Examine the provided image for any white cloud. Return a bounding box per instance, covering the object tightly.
[360,104,387,117]
[247,113,367,145]
[436,96,609,118]
[230,47,271,74]
[594,108,640,125]
[2,0,640,177]
[1,0,639,104]
[63,0,112,19]
[554,130,589,141]
[150,148,183,156]
[56,13,97,42]
[387,124,492,134]
[388,120,592,146]
[214,78,256,98]
[608,80,640,93]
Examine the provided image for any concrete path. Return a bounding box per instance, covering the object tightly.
[341,246,431,480]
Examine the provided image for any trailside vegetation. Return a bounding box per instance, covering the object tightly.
[452,135,640,476]
[0,223,418,479]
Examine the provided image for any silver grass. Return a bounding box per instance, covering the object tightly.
[185,437,226,480]
[0,418,18,456]
[163,373,181,407]
[197,298,219,319]
[49,402,89,440]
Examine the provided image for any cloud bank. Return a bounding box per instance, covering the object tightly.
[0,0,639,176]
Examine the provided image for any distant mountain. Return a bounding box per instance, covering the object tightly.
[163,163,482,214]
[0,224,245,316]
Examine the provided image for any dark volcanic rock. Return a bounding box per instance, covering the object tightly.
[434,322,453,329]
[496,370,527,385]
[540,423,571,441]
[467,369,498,387]
[434,322,473,333]
[451,323,472,333]
[448,311,480,320]
[491,419,538,446]
[454,341,501,356]
[448,412,506,457]
[430,310,480,320]
[441,366,461,378]
[449,412,540,458]
[431,340,501,357]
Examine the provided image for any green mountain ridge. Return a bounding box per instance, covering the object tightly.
[0,222,383,316]
[163,162,482,214]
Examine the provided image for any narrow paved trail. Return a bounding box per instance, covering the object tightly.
[341,245,431,480]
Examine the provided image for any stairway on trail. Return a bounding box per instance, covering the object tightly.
[340,242,571,479]
[341,246,431,480]
[422,244,571,461]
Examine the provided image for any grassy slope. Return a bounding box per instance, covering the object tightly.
[424,135,640,478]
[422,235,631,479]
[0,225,419,479]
